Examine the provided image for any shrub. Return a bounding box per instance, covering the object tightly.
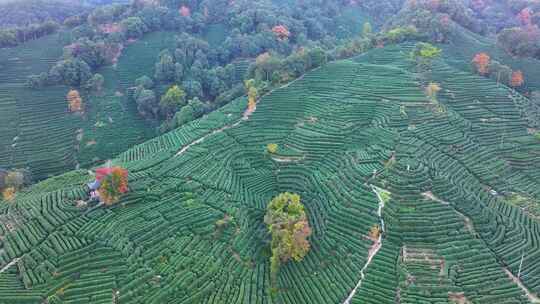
[267,143,278,154]
[411,42,441,72]
[26,72,49,89]
[384,26,418,43]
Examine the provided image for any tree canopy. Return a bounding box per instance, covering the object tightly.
[98,167,129,205]
[264,192,311,288]
[160,85,186,118]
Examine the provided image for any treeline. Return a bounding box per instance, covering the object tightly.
[115,0,395,131]
[132,16,420,132]
[383,0,540,59]
[0,20,60,48]
[496,1,540,59]
[0,0,103,48]
[385,0,484,43]
[19,0,422,132]
[0,0,91,27]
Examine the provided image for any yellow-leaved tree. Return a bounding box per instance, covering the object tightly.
[244,79,258,112]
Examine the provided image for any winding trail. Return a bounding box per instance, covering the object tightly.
[343,185,387,304]
[175,68,319,157]
[0,258,20,274]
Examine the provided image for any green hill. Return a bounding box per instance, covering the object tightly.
[440,24,540,92]
[0,43,539,303]
[0,34,76,179]
[0,31,177,180]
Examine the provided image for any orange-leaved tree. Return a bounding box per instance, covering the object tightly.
[510,70,525,87]
[472,53,490,75]
[98,167,128,205]
[67,90,83,112]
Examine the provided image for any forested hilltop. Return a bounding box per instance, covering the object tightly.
[0,0,374,181]
[1,0,540,303]
[2,0,540,181]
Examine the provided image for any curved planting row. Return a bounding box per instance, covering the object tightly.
[0,34,77,179]
[1,44,539,303]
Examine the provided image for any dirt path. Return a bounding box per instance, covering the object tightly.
[504,268,540,303]
[270,155,305,163]
[422,191,449,205]
[0,258,20,274]
[422,191,476,235]
[175,68,319,157]
[342,185,387,304]
[424,192,538,303]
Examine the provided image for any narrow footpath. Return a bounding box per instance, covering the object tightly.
[0,258,20,274]
[342,185,387,304]
[175,68,319,157]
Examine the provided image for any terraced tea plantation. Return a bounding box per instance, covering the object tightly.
[1,44,539,303]
[75,31,178,169]
[0,34,77,180]
[0,32,178,180]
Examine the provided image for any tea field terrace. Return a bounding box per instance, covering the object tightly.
[0,44,539,303]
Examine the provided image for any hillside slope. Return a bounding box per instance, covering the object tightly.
[0,44,539,303]
[0,32,174,180]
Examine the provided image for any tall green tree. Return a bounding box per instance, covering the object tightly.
[264,192,311,290]
[160,85,186,118]
[155,50,175,82]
